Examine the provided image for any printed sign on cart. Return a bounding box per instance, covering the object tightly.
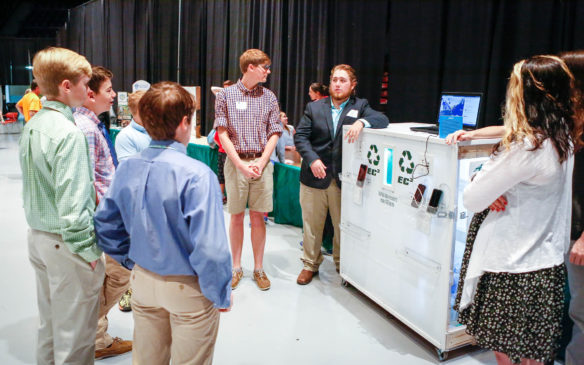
[366,144,381,177]
[397,149,415,186]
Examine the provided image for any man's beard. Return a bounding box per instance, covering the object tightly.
[330,88,352,102]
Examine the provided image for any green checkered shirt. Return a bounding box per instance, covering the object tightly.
[19,100,102,262]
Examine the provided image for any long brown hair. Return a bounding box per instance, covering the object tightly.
[498,55,582,162]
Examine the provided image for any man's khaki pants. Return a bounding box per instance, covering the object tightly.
[95,254,131,350]
[131,265,220,365]
[28,229,105,365]
[299,181,341,271]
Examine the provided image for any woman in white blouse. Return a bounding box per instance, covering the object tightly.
[453,55,583,365]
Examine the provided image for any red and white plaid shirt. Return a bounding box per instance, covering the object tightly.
[74,106,115,201]
[214,80,282,154]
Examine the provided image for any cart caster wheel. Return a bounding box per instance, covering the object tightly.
[341,279,350,287]
[436,349,449,361]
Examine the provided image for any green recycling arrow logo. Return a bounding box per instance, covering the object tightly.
[367,144,380,166]
[399,150,414,174]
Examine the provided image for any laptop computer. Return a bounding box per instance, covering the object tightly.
[410,92,483,135]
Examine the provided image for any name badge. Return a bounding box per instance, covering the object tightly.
[236,101,248,110]
[347,109,359,118]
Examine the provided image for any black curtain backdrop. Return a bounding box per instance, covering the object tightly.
[0,37,54,85]
[387,0,584,125]
[54,0,584,133]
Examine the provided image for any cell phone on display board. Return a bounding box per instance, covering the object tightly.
[427,188,443,214]
[411,183,426,208]
[356,164,367,187]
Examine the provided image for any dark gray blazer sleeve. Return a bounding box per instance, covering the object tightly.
[294,103,321,166]
[360,100,389,129]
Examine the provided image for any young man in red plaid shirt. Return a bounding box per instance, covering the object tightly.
[215,49,282,291]
[73,66,132,359]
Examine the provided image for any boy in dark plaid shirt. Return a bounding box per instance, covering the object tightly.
[215,49,282,291]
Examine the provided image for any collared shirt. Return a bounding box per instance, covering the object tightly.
[17,92,42,122]
[330,98,350,137]
[74,106,116,201]
[330,98,371,138]
[214,80,282,154]
[114,120,152,160]
[94,140,232,308]
[19,100,101,262]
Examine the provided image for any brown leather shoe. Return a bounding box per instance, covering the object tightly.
[253,269,271,290]
[297,269,318,285]
[232,269,244,290]
[95,337,132,359]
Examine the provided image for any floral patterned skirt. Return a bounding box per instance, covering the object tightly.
[454,210,566,364]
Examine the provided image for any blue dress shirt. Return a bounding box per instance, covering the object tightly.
[94,140,232,308]
[114,120,152,160]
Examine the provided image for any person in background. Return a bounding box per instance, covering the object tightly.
[94,81,232,365]
[73,66,132,359]
[272,111,296,163]
[294,64,389,285]
[20,46,105,365]
[454,55,582,365]
[214,49,282,291]
[447,50,584,365]
[16,80,42,122]
[308,82,328,101]
[115,90,151,161]
[113,90,151,312]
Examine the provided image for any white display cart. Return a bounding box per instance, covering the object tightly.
[340,123,498,360]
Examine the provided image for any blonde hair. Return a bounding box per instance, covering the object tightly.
[32,47,92,98]
[239,49,270,74]
[500,60,530,150]
[499,55,578,162]
[128,90,146,115]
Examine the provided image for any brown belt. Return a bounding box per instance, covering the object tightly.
[238,152,262,159]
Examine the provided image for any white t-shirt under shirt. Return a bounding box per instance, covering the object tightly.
[460,138,573,309]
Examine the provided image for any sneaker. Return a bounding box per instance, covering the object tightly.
[232,269,243,290]
[95,337,132,359]
[253,269,271,291]
[118,289,132,312]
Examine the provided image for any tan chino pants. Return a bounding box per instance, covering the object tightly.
[299,181,341,271]
[95,254,131,350]
[130,265,220,365]
[28,229,105,365]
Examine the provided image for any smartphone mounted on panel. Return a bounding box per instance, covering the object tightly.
[426,188,443,214]
[411,183,426,208]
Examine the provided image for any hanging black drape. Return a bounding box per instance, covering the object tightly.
[55,0,584,133]
[0,37,53,85]
[386,0,584,125]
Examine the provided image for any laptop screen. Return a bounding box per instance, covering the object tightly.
[438,93,482,128]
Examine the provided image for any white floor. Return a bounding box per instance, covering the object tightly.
[0,132,500,365]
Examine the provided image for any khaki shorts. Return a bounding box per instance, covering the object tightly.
[224,157,273,214]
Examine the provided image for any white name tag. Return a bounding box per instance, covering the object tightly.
[236,101,248,110]
[347,109,359,118]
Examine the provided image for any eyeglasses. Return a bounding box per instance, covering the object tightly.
[259,64,271,71]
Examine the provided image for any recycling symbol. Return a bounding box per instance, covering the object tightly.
[367,144,380,166]
[399,150,414,174]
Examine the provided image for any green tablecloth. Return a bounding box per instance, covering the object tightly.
[273,162,302,227]
[110,127,303,228]
[187,143,219,174]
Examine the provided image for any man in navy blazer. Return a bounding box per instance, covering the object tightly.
[294,64,389,284]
